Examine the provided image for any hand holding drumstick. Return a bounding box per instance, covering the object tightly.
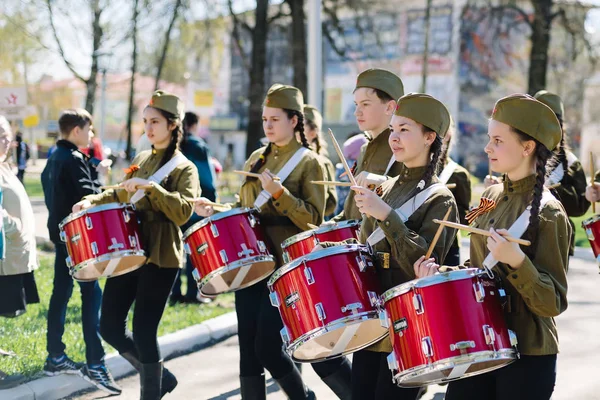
[413,208,452,279]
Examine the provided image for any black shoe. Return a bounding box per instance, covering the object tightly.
[0,373,25,390]
[43,355,84,376]
[321,359,351,399]
[182,294,212,304]
[275,368,315,400]
[140,361,162,400]
[121,351,177,398]
[82,364,122,395]
[169,295,184,306]
[240,374,266,400]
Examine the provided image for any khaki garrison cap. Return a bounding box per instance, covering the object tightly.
[534,90,565,118]
[264,84,304,113]
[355,69,404,102]
[394,93,451,137]
[303,105,323,130]
[148,90,184,120]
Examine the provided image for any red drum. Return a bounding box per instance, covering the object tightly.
[582,215,600,266]
[268,244,387,362]
[381,268,518,387]
[183,208,275,296]
[59,204,146,282]
[281,220,361,263]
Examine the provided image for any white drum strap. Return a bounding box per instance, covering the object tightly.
[482,191,556,274]
[384,156,395,176]
[438,159,458,184]
[253,147,310,209]
[366,183,446,246]
[130,153,188,204]
[545,151,578,187]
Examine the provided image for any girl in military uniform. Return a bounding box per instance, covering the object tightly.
[331,68,405,222]
[195,84,322,400]
[417,94,570,400]
[320,93,459,399]
[438,119,471,266]
[534,90,590,255]
[303,104,338,219]
[73,91,199,399]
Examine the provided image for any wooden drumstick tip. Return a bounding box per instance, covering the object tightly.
[425,207,452,259]
[433,219,531,246]
[307,223,319,230]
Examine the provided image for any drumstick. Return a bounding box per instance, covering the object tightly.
[307,223,319,229]
[328,129,358,187]
[100,184,153,190]
[234,170,281,181]
[191,200,231,211]
[433,219,531,246]
[446,183,456,189]
[591,152,596,213]
[311,180,353,187]
[425,207,452,259]
[488,162,492,178]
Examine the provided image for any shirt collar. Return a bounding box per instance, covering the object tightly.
[502,174,537,195]
[272,138,302,155]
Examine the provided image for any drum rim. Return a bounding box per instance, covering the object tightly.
[313,219,361,235]
[391,349,518,387]
[197,254,276,294]
[70,249,147,281]
[381,268,482,302]
[583,214,600,226]
[59,203,133,229]
[268,244,367,287]
[182,207,256,240]
[280,229,317,249]
[286,310,389,362]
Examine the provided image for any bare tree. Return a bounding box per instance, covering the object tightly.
[126,0,141,160]
[154,0,185,90]
[46,0,105,114]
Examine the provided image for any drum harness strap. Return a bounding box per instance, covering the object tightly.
[253,147,310,209]
[438,158,459,184]
[130,153,188,204]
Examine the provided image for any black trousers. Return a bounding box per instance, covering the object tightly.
[351,349,421,400]
[444,246,461,266]
[445,354,557,400]
[99,264,178,363]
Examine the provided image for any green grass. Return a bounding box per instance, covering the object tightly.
[0,253,233,378]
[573,211,595,248]
[23,175,43,198]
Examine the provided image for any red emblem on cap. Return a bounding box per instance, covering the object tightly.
[150,98,155,106]
[266,98,270,104]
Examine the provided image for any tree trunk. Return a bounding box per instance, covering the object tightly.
[421,0,432,93]
[126,0,140,161]
[527,0,553,95]
[86,0,103,114]
[245,0,270,157]
[154,0,183,90]
[289,0,308,97]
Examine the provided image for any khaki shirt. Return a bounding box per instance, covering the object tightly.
[332,129,403,222]
[234,140,326,265]
[84,148,200,268]
[324,165,459,352]
[319,154,338,217]
[470,175,570,356]
[446,161,472,249]
[551,152,590,218]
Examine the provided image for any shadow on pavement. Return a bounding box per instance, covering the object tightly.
[208,378,280,400]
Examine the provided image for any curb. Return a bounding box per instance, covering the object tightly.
[1,312,238,400]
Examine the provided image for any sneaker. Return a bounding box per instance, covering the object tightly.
[43,355,84,376]
[82,364,122,395]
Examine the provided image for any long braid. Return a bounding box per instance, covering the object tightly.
[406,129,443,200]
[290,110,311,149]
[155,109,183,168]
[437,136,450,175]
[248,143,272,178]
[313,134,322,155]
[556,117,569,173]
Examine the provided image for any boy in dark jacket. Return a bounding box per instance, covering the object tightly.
[41,109,120,394]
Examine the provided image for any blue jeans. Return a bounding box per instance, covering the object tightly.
[171,256,198,299]
[46,242,105,365]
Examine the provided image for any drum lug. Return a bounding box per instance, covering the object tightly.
[192,268,201,282]
[586,227,595,241]
[303,263,315,285]
[85,215,93,230]
[248,214,257,228]
[129,235,137,248]
[282,251,290,264]
[65,256,73,268]
[91,242,98,256]
[258,240,267,254]
[60,230,67,242]
[387,352,399,372]
[122,210,131,223]
[341,302,363,314]
[315,302,326,321]
[379,309,389,328]
[219,250,228,264]
[450,341,476,352]
[355,254,373,272]
[368,291,381,308]
[483,325,496,349]
[508,329,518,347]
[421,337,434,358]
[473,281,486,303]
[269,291,280,307]
[184,243,191,255]
[413,294,424,315]
[210,222,219,238]
[280,326,291,344]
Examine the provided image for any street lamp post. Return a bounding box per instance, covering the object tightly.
[99,68,107,140]
[308,0,322,111]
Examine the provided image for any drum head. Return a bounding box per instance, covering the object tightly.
[199,257,276,296]
[71,252,146,282]
[290,312,388,362]
[395,350,517,387]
